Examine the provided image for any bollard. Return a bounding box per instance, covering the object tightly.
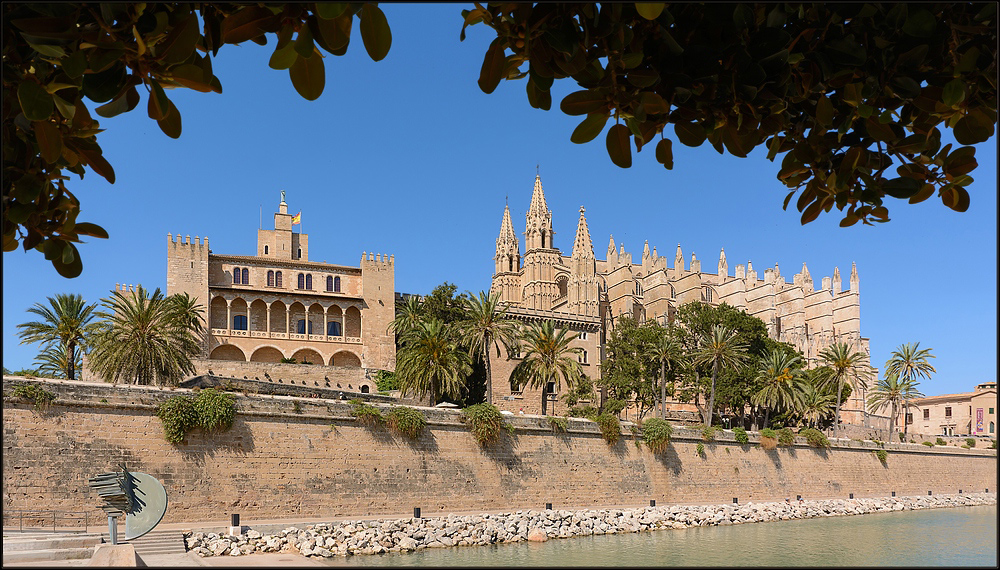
[650,500,656,507]
[413,508,421,519]
[545,503,552,510]
[796,495,801,501]
[231,514,240,527]
[928,491,932,496]
[849,493,854,499]
[733,498,738,504]
[108,516,118,545]
[959,489,962,494]
[891,491,896,497]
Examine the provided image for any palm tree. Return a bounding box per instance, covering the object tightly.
[33,343,82,379]
[867,372,926,442]
[751,349,806,429]
[388,295,424,337]
[816,342,872,437]
[797,381,837,428]
[16,293,99,380]
[647,330,682,419]
[884,342,935,438]
[692,325,748,427]
[168,292,206,336]
[395,319,471,405]
[457,291,521,405]
[87,286,203,386]
[510,320,582,416]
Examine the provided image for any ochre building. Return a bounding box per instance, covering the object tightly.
[490,175,872,419]
[898,382,998,437]
[162,196,395,391]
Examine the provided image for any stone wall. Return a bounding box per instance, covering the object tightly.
[3,377,995,527]
[186,359,370,392]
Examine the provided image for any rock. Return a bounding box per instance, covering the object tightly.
[314,547,334,557]
[527,528,548,542]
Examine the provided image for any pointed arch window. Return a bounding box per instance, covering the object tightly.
[334,276,341,292]
[305,274,312,290]
[242,268,249,285]
[267,270,275,287]
[233,268,241,284]
[297,273,305,289]
[275,271,282,288]
[326,276,333,292]
[704,286,713,302]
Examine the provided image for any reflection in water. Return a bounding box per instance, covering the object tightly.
[318,505,996,567]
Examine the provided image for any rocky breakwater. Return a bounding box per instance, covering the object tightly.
[184,493,995,558]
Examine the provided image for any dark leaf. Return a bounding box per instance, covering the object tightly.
[800,200,823,224]
[908,184,935,204]
[478,39,506,94]
[294,25,315,59]
[865,117,899,143]
[34,120,62,163]
[95,85,139,117]
[316,3,348,20]
[881,177,923,199]
[606,124,633,168]
[359,4,391,62]
[169,64,218,93]
[72,222,109,239]
[525,79,552,110]
[157,98,182,138]
[314,13,352,53]
[655,138,673,169]
[635,3,665,20]
[269,41,298,70]
[81,64,127,103]
[944,146,977,177]
[160,13,200,64]
[18,79,54,121]
[560,90,607,116]
[221,6,280,44]
[147,79,169,121]
[815,95,833,127]
[953,109,995,145]
[289,53,326,100]
[902,9,937,38]
[71,142,115,184]
[673,121,706,147]
[639,92,669,114]
[52,242,83,278]
[941,79,965,107]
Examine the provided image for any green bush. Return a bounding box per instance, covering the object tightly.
[642,418,673,453]
[935,437,947,446]
[965,438,976,448]
[193,389,236,432]
[800,428,830,448]
[11,384,56,410]
[701,425,720,441]
[280,357,296,364]
[568,404,599,418]
[733,427,750,444]
[922,440,935,447]
[875,449,888,464]
[548,416,569,433]
[760,428,777,439]
[375,370,400,392]
[960,444,970,449]
[603,398,626,416]
[463,403,509,446]
[696,442,705,457]
[777,427,795,446]
[594,413,621,445]
[350,399,384,426]
[990,440,997,449]
[385,406,426,439]
[898,432,906,442]
[759,428,778,450]
[157,395,198,444]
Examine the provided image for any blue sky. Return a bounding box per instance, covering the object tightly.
[3,4,996,398]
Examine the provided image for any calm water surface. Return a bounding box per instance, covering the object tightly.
[318,505,996,567]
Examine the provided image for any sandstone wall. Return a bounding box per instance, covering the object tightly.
[3,378,995,527]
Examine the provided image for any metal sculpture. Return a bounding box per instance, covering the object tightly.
[88,464,167,543]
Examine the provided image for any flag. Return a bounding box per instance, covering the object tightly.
[291,211,301,225]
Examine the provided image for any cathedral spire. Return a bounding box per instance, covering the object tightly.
[524,174,554,250]
[494,203,520,274]
[571,206,594,258]
[718,248,728,277]
[527,174,549,217]
[608,235,616,259]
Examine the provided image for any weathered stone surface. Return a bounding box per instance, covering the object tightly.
[526,528,548,542]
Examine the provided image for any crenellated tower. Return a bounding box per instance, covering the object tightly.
[567,206,599,316]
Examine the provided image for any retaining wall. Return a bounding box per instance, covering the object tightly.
[3,377,996,526]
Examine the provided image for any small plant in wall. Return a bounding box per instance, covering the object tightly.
[777,427,795,447]
[875,449,888,465]
[462,403,512,446]
[965,438,976,448]
[701,425,720,441]
[548,416,569,433]
[11,384,57,411]
[799,428,830,448]
[350,399,384,427]
[696,442,706,457]
[156,389,235,445]
[921,441,935,447]
[384,406,426,439]
[157,395,198,444]
[733,427,750,445]
[593,413,621,445]
[759,428,778,450]
[935,437,947,446]
[642,418,673,453]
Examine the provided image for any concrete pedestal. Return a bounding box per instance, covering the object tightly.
[88,543,146,567]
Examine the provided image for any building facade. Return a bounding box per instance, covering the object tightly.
[163,196,395,391]
[898,382,997,437]
[490,175,873,419]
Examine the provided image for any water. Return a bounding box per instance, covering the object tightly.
[318,505,997,567]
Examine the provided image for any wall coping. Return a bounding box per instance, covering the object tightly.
[3,376,996,458]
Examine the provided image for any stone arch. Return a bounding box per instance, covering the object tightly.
[360,385,370,394]
[308,303,324,336]
[210,296,228,329]
[289,302,307,334]
[291,348,323,365]
[344,306,362,337]
[210,344,246,361]
[230,297,248,330]
[330,351,361,367]
[250,346,283,363]
[269,300,286,333]
[555,274,569,298]
[328,305,344,336]
[249,299,268,332]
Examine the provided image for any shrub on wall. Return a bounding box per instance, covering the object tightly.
[759,428,778,450]
[875,449,888,465]
[642,418,673,453]
[10,384,56,411]
[594,413,621,445]
[602,399,626,416]
[733,427,750,444]
[990,440,997,449]
[935,437,947,446]
[898,432,906,442]
[548,416,569,433]
[696,442,706,457]
[350,399,384,426]
[193,389,235,432]
[701,426,720,441]
[462,403,511,446]
[799,428,830,448]
[965,438,976,448]
[567,405,598,418]
[384,406,426,439]
[777,427,795,446]
[921,440,935,447]
[157,395,199,444]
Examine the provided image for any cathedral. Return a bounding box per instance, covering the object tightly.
[490,175,872,422]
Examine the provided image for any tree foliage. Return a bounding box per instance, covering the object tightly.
[599,316,666,420]
[395,319,472,405]
[465,2,997,226]
[509,320,582,415]
[16,293,99,380]
[457,291,521,406]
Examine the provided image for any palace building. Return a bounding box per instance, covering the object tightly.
[158,194,395,392]
[489,175,873,420]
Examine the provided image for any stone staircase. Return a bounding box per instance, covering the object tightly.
[103,529,188,556]
[1,531,104,564]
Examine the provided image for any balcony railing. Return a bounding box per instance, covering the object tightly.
[210,329,361,344]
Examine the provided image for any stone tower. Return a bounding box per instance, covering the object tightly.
[567,207,599,317]
[492,203,521,304]
[521,175,560,310]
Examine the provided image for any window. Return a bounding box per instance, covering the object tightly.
[297,319,313,334]
[297,273,305,289]
[264,245,269,254]
[305,274,312,290]
[990,408,995,414]
[579,331,587,340]
[945,406,952,418]
[327,321,342,336]
[326,276,333,292]
[334,276,341,292]
[669,284,675,298]
[297,248,302,258]
[233,268,241,284]
[906,413,913,425]
[991,422,995,434]
[704,286,713,302]
[923,409,930,420]
[233,315,247,330]
[275,271,282,288]
[361,385,370,394]
[241,268,249,284]
[267,270,275,287]
[580,350,588,364]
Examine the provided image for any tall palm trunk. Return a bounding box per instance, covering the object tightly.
[902,399,909,439]
[763,407,771,430]
[483,335,493,405]
[660,361,666,419]
[67,340,76,380]
[834,380,844,437]
[706,360,719,427]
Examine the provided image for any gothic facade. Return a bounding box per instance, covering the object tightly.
[490,175,872,422]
